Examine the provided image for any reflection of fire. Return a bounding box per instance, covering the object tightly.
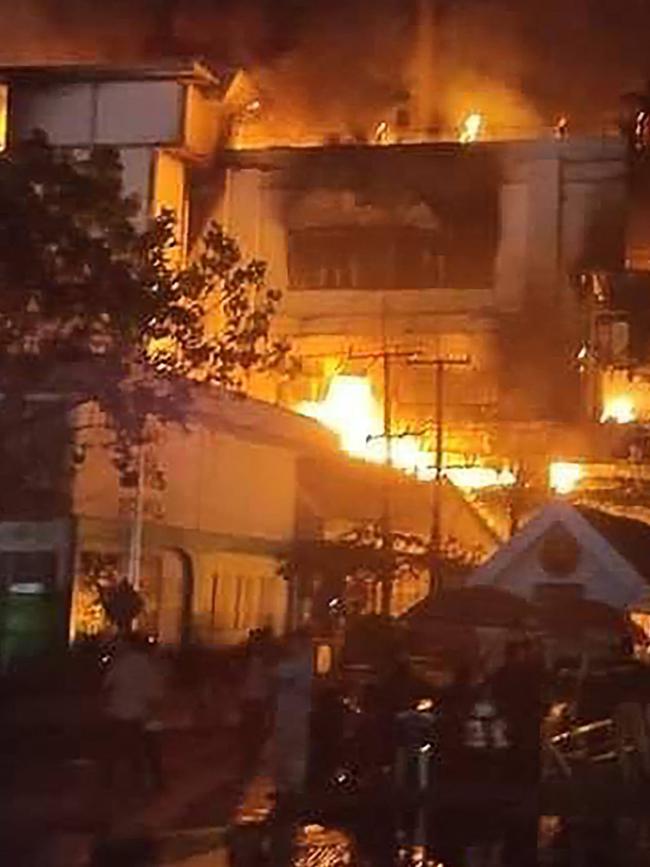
[459,112,483,143]
[549,461,583,495]
[601,395,636,424]
[297,375,515,490]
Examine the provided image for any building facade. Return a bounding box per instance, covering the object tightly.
[1,61,631,466]
[2,60,231,244]
[0,60,638,649]
[0,386,497,649]
[211,138,628,470]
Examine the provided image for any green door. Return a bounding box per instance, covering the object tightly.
[1,583,61,670]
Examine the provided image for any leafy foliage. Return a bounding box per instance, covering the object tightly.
[282,522,483,627]
[97,579,144,634]
[0,133,289,485]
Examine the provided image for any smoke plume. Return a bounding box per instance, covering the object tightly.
[0,0,648,141]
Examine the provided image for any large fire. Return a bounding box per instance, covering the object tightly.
[600,395,636,424]
[297,375,515,490]
[459,113,483,144]
[298,375,381,458]
[549,461,583,495]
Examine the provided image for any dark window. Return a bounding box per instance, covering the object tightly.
[534,583,584,606]
[79,551,120,582]
[0,550,57,590]
[288,226,445,290]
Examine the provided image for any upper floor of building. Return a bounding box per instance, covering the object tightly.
[0,60,240,249]
[207,138,628,337]
[1,59,230,156]
[0,60,630,325]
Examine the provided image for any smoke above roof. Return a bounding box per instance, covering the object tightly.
[0,0,647,139]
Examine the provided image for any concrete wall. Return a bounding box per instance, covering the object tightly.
[70,401,298,644]
[219,138,627,319]
[496,138,628,311]
[6,67,227,241]
[184,82,224,157]
[153,150,187,248]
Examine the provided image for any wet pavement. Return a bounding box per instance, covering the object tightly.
[162,765,650,867]
[5,745,650,866]
[5,668,650,866]
[162,809,650,866]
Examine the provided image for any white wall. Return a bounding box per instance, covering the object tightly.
[197,551,287,643]
[153,150,187,249]
[476,540,639,609]
[70,401,299,645]
[184,83,223,157]
[71,410,297,545]
[495,182,528,311]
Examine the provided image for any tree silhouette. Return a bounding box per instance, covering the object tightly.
[0,133,289,507]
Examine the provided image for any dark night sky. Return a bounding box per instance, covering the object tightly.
[0,0,649,132]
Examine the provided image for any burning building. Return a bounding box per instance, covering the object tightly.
[0,59,504,649]
[0,60,635,483]
[208,135,628,476]
[0,52,648,648]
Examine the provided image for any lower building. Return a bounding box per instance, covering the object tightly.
[0,390,497,657]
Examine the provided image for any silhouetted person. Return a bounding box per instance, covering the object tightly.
[103,634,165,794]
[491,640,545,786]
[308,676,345,789]
[436,662,477,779]
[273,630,313,800]
[241,629,275,765]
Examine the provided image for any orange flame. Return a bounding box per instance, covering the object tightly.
[459,112,483,144]
[297,375,515,490]
[549,461,583,495]
[601,395,636,424]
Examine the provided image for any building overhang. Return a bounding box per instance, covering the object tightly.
[0,59,236,96]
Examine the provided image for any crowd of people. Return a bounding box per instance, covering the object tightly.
[99,621,650,814]
[100,626,316,801]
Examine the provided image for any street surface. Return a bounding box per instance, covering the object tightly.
[4,671,650,865]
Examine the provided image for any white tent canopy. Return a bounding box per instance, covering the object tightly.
[468,501,647,611]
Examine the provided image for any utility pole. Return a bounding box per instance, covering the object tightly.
[409,355,470,594]
[292,344,419,617]
[127,444,145,591]
[345,347,420,614]
[383,348,393,468]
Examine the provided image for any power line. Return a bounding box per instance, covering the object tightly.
[408,354,471,593]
